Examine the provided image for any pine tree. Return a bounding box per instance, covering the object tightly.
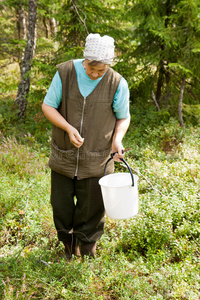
[122,0,200,120]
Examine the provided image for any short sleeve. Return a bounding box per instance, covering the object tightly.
[112,77,130,119]
[43,71,62,108]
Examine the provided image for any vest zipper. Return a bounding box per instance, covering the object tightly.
[75,97,86,177]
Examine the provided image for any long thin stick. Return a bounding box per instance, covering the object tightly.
[122,163,165,196]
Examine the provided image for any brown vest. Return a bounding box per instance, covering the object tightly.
[48,60,122,179]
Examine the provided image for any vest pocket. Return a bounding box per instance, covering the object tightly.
[50,140,77,160]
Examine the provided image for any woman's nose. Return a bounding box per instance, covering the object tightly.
[92,72,98,78]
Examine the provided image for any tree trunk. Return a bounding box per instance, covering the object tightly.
[178,78,185,127]
[163,67,171,107]
[43,16,49,38]
[43,16,57,38]
[156,59,165,105]
[15,0,37,118]
[49,17,57,36]
[17,4,27,40]
[16,3,27,66]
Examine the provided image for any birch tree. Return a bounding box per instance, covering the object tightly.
[16,2,27,67]
[15,0,37,118]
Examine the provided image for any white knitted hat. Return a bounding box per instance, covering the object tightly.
[83,33,115,64]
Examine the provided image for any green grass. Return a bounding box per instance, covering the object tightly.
[0,68,200,299]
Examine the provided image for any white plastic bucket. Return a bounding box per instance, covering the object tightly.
[99,157,139,220]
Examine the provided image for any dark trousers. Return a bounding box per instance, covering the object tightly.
[50,170,105,245]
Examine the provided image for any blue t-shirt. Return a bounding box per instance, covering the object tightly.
[44,59,130,119]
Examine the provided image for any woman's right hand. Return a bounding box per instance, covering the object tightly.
[42,104,84,148]
[68,126,84,148]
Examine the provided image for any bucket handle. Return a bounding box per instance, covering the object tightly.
[104,152,134,186]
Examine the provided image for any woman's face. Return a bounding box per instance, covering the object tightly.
[83,60,109,80]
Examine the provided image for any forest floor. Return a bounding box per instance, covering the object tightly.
[0,66,200,299]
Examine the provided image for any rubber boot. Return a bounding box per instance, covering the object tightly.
[63,238,80,260]
[80,242,97,258]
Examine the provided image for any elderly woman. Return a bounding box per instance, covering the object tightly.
[42,33,130,259]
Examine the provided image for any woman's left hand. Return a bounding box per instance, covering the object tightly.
[111,140,124,162]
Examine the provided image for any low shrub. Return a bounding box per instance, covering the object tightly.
[0,97,200,299]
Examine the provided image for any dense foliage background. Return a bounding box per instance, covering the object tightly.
[0,0,200,299]
[1,0,200,120]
